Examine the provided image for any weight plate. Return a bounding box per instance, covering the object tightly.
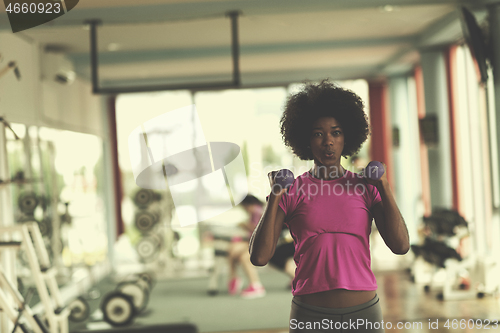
[136,237,159,263]
[151,210,161,223]
[150,233,164,248]
[134,210,156,233]
[101,291,136,327]
[133,189,154,208]
[68,297,90,322]
[18,192,39,214]
[116,281,149,313]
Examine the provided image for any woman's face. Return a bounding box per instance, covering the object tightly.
[309,117,345,167]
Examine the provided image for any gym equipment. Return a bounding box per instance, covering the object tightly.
[60,202,72,225]
[18,242,55,268]
[0,265,49,333]
[18,192,39,215]
[409,209,488,300]
[68,296,90,323]
[365,161,385,180]
[116,281,150,313]
[137,272,156,290]
[411,238,462,268]
[0,222,70,332]
[100,291,136,327]
[17,214,36,223]
[37,217,52,237]
[134,210,156,234]
[11,287,34,333]
[423,208,468,236]
[133,189,155,208]
[274,169,294,190]
[136,236,161,263]
[135,277,151,293]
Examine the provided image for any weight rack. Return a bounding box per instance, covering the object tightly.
[0,222,70,332]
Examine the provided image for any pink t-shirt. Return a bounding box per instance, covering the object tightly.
[232,205,264,242]
[277,170,382,296]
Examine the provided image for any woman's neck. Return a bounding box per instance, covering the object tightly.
[310,164,345,180]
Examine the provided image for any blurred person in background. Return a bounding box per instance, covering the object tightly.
[227,194,266,298]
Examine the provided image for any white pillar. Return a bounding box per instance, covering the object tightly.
[388,76,423,243]
[100,97,117,271]
[420,50,453,209]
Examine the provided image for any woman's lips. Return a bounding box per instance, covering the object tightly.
[324,152,334,158]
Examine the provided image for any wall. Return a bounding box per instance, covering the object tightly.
[0,32,105,137]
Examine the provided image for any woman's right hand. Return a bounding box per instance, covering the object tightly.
[268,170,288,197]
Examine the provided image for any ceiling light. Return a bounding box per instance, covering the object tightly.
[380,5,401,12]
[107,43,120,51]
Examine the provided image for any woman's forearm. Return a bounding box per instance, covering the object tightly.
[377,180,410,254]
[249,193,283,266]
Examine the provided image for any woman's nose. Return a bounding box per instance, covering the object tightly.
[323,134,334,145]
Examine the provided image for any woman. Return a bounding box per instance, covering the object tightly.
[249,80,409,332]
[227,194,266,298]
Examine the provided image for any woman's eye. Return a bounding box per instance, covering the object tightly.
[313,132,322,137]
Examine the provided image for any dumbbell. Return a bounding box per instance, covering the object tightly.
[134,210,157,234]
[133,189,161,208]
[137,272,156,290]
[100,291,136,327]
[133,189,154,208]
[116,281,150,314]
[114,272,156,313]
[364,161,385,180]
[136,235,162,263]
[18,192,39,215]
[273,169,294,191]
[68,296,90,322]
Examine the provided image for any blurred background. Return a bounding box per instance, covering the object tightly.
[1,1,500,332]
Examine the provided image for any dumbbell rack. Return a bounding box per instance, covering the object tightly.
[0,222,69,332]
[0,264,44,333]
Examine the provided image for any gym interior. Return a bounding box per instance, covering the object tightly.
[1,0,500,332]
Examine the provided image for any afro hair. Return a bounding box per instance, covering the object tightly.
[280,79,371,160]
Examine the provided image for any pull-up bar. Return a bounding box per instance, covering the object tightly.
[85,11,242,94]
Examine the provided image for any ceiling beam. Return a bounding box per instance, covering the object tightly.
[87,11,242,94]
[69,36,415,67]
[73,64,380,92]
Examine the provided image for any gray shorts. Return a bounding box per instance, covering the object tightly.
[289,294,385,333]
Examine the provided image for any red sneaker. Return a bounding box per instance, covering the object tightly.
[228,277,242,295]
[241,283,265,299]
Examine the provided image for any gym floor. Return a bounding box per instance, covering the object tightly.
[67,265,500,333]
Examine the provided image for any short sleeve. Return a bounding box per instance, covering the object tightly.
[368,184,382,209]
[266,191,292,217]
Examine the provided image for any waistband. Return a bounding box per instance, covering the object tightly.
[292,294,380,316]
